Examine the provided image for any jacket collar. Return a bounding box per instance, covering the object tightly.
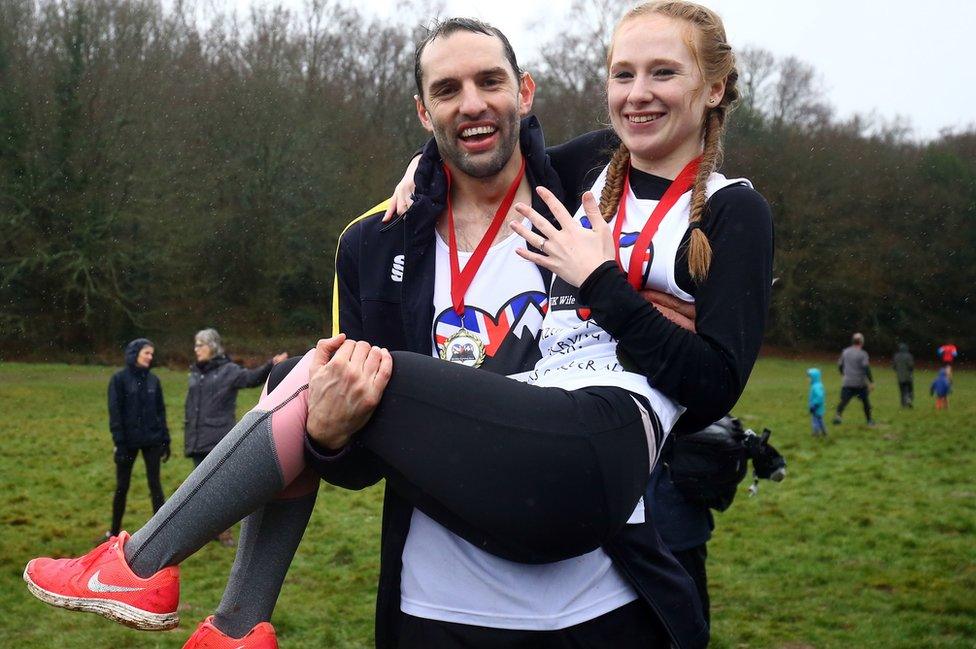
[195,354,229,374]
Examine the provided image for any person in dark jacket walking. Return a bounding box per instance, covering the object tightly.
[892,343,914,408]
[106,338,170,538]
[184,328,287,545]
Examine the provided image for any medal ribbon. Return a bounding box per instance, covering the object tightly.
[612,157,701,290]
[445,156,527,316]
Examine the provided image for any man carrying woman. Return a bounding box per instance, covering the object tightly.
[25,3,772,648]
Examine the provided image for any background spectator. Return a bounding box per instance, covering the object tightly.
[931,369,952,410]
[183,328,287,546]
[937,343,958,380]
[834,333,875,426]
[892,343,914,408]
[106,338,169,540]
[807,368,827,437]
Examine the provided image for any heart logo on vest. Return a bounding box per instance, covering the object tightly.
[434,291,548,369]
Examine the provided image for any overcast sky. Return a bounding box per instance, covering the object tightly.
[231,0,974,140]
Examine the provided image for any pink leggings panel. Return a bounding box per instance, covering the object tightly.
[257,348,317,497]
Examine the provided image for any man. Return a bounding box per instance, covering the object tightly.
[106,338,170,540]
[834,332,875,426]
[301,18,706,649]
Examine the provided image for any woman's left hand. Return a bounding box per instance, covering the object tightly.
[511,188,615,288]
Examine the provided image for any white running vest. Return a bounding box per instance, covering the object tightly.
[515,168,751,438]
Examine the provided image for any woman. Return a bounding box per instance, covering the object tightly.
[105,338,169,541]
[24,3,772,648]
[184,328,287,545]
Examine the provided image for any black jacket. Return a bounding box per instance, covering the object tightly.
[108,338,169,450]
[183,355,274,456]
[306,117,709,649]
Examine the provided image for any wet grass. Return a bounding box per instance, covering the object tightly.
[1,358,973,648]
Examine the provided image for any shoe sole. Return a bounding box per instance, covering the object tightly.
[23,564,179,631]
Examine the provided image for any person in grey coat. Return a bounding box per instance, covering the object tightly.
[184,328,288,545]
[833,332,875,426]
[892,343,914,408]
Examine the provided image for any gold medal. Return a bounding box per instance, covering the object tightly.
[440,328,486,368]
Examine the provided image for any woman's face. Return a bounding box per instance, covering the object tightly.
[194,340,213,363]
[607,14,724,178]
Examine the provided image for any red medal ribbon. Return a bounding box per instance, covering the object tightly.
[445,156,527,316]
[612,157,701,290]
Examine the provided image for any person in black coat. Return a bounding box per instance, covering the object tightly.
[183,328,287,545]
[106,338,170,538]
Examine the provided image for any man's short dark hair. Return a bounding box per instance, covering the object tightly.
[414,17,523,101]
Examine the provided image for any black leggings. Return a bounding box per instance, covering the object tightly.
[127,351,658,575]
[317,352,658,564]
[112,445,166,535]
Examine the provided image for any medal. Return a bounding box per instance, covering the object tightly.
[438,157,526,366]
[439,328,487,367]
[613,157,700,290]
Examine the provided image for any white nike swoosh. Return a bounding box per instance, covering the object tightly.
[87,570,145,593]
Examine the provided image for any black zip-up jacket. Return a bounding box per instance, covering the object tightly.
[183,355,274,456]
[108,338,169,450]
[304,116,709,649]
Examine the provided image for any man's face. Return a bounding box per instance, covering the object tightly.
[416,31,535,179]
[136,346,154,368]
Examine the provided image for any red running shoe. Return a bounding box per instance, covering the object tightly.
[23,531,179,630]
[183,616,279,648]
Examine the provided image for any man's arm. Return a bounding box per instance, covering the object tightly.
[546,129,618,214]
[304,212,387,489]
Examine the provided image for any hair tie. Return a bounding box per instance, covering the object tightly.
[688,221,703,231]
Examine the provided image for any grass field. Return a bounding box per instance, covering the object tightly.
[1,357,974,648]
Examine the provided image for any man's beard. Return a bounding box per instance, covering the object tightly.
[433,109,521,179]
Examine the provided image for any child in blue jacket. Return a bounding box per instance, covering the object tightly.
[808,368,827,437]
[931,368,952,410]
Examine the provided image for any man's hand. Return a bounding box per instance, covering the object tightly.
[639,289,696,332]
[160,444,170,463]
[307,336,393,451]
[272,352,289,364]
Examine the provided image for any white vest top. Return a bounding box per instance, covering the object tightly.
[401,223,638,630]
